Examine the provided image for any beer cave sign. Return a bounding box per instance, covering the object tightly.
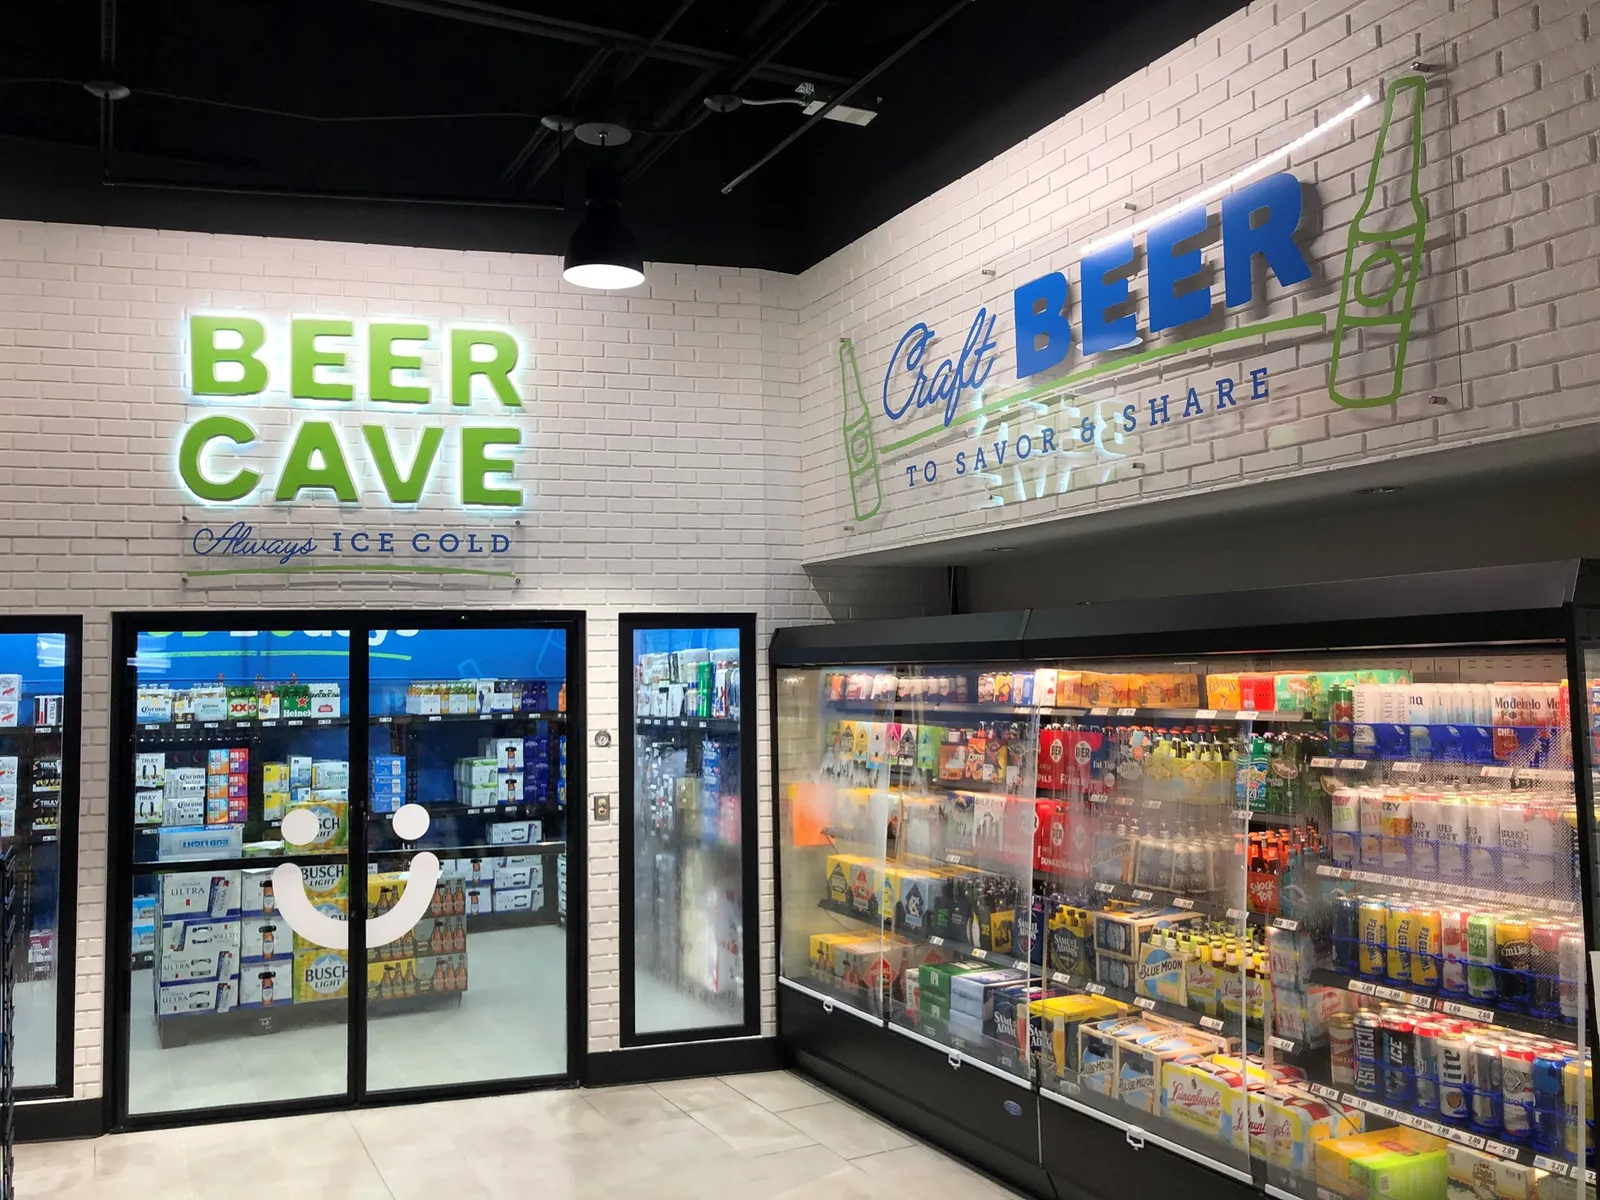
[177,315,528,510]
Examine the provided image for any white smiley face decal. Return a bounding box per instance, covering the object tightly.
[272,803,441,951]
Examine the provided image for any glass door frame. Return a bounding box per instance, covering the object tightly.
[617,612,760,1047]
[105,608,588,1131]
[0,613,82,1102]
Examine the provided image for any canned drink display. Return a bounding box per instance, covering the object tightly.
[1329,1012,1356,1086]
[1502,1046,1536,1142]
[1358,899,1389,979]
[1409,905,1442,991]
[1494,916,1534,1012]
[1562,1058,1593,1160]
[1465,797,1500,882]
[1353,1012,1383,1098]
[1386,903,1415,984]
[1332,896,1360,973]
[1439,1033,1471,1123]
[1435,796,1469,881]
[1440,908,1471,996]
[1383,1013,1417,1106]
[1534,1053,1571,1153]
[1409,791,1441,877]
[1413,1021,1442,1113]
[1470,1042,1503,1134]
[1467,912,1499,1001]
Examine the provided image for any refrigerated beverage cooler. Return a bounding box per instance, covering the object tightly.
[620,615,759,1046]
[771,563,1600,1200]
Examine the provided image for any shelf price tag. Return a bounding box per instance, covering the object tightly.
[1172,896,1195,909]
[1050,972,1075,987]
[1481,765,1514,779]
[945,853,964,865]
[1437,999,1494,1023]
[1199,1016,1225,1032]
[1392,761,1422,774]
[203,722,219,729]
[1310,757,1339,769]
[1131,889,1154,902]
[927,936,944,947]
[1117,707,1138,717]
[1272,917,1301,932]
[1338,759,1367,770]
[1085,982,1106,996]
[1483,1140,1519,1161]
[1308,1083,1340,1101]
[1267,1036,1297,1053]
[1195,710,1218,719]
[1093,882,1115,894]
[1236,710,1258,720]
[1534,1157,1567,1177]
[1134,997,1156,1011]
[1226,908,1247,922]
[1089,707,1110,717]
[969,949,988,960]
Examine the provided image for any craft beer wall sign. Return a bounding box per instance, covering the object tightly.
[839,75,1430,525]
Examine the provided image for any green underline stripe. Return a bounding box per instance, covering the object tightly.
[879,313,1329,454]
[184,564,517,579]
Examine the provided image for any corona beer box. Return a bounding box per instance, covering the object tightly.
[293,948,349,1004]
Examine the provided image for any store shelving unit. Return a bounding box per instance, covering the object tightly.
[1,847,17,1198]
[771,562,1600,1200]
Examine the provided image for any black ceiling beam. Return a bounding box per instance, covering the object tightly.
[623,0,829,187]
[722,0,977,194]
[495,46,612,190]
[366,0,850,90]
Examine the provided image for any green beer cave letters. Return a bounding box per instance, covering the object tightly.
[178,315,527,508]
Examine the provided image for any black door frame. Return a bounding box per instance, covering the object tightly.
[617,611,760,1048]
[105,608,588,1131]
[0,613,83,1103]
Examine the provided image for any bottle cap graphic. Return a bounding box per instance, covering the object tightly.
[1329,75,1428,409]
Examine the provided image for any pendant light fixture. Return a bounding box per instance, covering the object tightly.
[562,164,644,290]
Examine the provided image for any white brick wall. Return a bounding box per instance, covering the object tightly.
[0,222,942,1101]
[796,0,1600,564]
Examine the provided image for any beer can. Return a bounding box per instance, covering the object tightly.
[1381,792,1413,871]
[1470,1042,1502,1134]
[1466,797,1500,883]
[1562,1058,1593,1159]
[1528,921,1563,1020]
[1533,1051,1569,1153]
[1503,1046,1536,1142]
[1440,908,1471,996]
[1359,899,1389,979]
[1358,788,1385,866]
[1559,928,1585,1021]
[1409,905,1442,991]
[1495,916,1534,1012]
[1386,903,1414,984]
[1467,913,1499,1001]
[1414,1020,1443,1113]
[1439,1033,1471,1123]
[1333,895,1361,974]
[1330,788,1360,867]
[1330,1012,1356,1086]
[1383,1013,1417,1106]
[1410,791,1441,877]
[1435,796,1469,881]
[1353,1012,1383,1098]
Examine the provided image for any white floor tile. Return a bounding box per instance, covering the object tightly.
[25,1071,1008,1199]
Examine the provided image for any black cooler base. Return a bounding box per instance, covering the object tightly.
[779,985,1259,1200]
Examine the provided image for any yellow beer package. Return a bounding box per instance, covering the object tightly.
[293,948,349,1004]
[1028,994,1128,1075]
[1314,1127,1446,1200]
[1253,1085,1363,1173]
[292,894,348,953]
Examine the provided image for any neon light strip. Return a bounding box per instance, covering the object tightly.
[1078,93,1374,255]
[880,312,1327,454]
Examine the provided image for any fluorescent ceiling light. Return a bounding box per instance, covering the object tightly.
[801,100,878,126]
[1078,93,1374,255]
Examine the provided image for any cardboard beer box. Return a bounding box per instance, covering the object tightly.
[1314,1128,1446,1200]
[239,964,291,1010]
[1030,993,1129,1076]
[293,948,349,1004]
[160,870,241,921]
[158,977,238,1017]
[1255,1085,1364,1173]
[1162,1057,1253,1149]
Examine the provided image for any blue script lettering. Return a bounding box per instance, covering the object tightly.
[192,521,318,566]
[882,307,998,428]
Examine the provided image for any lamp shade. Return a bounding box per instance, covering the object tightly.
[562,182,644,290]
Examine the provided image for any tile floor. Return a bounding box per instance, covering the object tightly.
[16,1071,1025,1199]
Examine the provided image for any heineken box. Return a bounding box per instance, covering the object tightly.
[915,959,988,1006]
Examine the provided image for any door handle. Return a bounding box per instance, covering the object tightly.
[1126,1126,1147,1151]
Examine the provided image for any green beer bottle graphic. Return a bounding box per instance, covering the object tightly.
[1329,74,1428,408]
[839,338,883,522]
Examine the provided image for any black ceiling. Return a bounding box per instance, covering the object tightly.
[0,0,1249,273]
